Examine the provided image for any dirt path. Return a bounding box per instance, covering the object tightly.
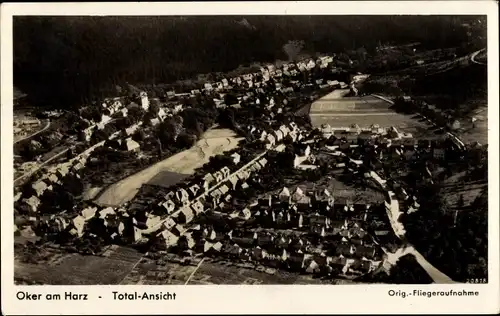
[94,129,243,207]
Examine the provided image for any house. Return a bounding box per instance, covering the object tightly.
[251,247,268,261]
[220,166,231,178]
[188,184,200,198]
[336,244,355,257]
[32,181,48,197]
[164,191,175,200]
[274,130,284,142]
[295,195,310,212]
[202,227,217,241]
[210,189,222,202]
[305,259,321,274]
[125,138,140,152]
[230,153,241,165]
[23,196,41,213]
[259,130,268,141]
[227,176,239,190]
[56,165,70,179]
[239,208,252,220]
[163,217,177,231]
[232,231,257,247]
[258,196,272,208]
[49,217,69,233]
[204,83,213,91]
[160,200,176,214]
[145,215,162,230]
[120,108,128,117]
[139,92,149,110]
[291,187,305,202]
[297,144,311,157]
[256,233,274,247]
[218,184,230,197]
[125,124,140,136]
[81,206,98,220]
[178,232,196,250]
[274,236,290,248]
[330,254,347,267]
[14,192,22,203]
[175,188,190,205]
[266,249,289,266]
[73,161,85,171]
[213,171,224,183]
[98,207,115,219]
[157,108,167,120]
[248,162,261,173]
[288,251,306,270]
[278,187,291,202]
[311,225,326,237]
[170,224,186,237]
[190,201,204,215]
[237,170,251,181]
[223,243,242,257]
[258,157,268,168]
[202,173,215,191]
[276,211,292,226]
[158,230,180,249]
[150,118,161,126]
[355,245,377,259]
[309,215,330,227]
[266,134,276,148]
[70,215,86,237]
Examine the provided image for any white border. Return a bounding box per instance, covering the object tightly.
[1,2,499,315]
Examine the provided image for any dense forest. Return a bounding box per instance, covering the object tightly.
[14,16,485,108]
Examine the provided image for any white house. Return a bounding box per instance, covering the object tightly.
[125,123,140,136]
[204,83,213,91]
[24,196,41,213]
[230,153,241,165]
[140,92,149,111]
[32,181,48,197]
[125,138,140,152]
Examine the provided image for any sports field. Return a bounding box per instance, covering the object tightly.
[310,91,433,137]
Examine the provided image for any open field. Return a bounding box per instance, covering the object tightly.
[121,257,351,285]
[146,170,191,189]
[15,244,356,285]
[309,92,432,137]
[14,246,142,285]
[94,128,243,207]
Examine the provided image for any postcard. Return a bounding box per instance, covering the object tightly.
[1,1,499,314]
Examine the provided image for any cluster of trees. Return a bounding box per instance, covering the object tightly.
[403,182,488,282]
[359,254,433,284]
[14,16,483,108]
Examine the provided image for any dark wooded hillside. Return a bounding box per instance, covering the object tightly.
[14,16,486,108]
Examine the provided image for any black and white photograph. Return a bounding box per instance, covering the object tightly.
[2,1,499,315]
[9,13,491,285]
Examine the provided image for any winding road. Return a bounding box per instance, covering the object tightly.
[369,94,457,284]
[14,119,51,144]
[470,48,487,65]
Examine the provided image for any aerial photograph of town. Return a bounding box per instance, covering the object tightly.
[12,15,488,285]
